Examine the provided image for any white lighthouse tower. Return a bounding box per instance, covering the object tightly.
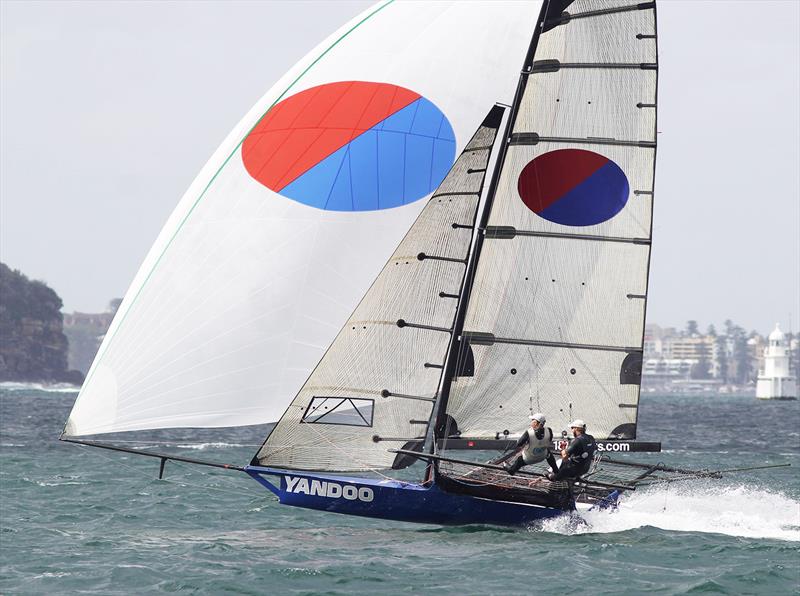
[756,324,797,400]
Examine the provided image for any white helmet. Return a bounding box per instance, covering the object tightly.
[529,413,546,424]
[569,419,586,429]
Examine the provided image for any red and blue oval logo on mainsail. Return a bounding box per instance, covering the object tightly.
[242,81,456,211]
[517,149,630,226]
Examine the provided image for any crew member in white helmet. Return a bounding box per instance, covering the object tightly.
[503,413,558,475]
[547,419,597,481]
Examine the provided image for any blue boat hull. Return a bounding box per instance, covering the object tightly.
[245,465,571,526]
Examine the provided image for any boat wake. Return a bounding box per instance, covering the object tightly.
[541,482,800,541]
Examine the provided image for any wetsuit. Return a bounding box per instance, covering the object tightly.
[551,432,597,481]
[506,427,558,475]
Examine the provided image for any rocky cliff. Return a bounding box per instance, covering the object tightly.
[0,263,84,384]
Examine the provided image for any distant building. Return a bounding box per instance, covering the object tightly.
[643,358,695,382]
[663,335,713,361]
[63,311,115,329]
[63,300,120,375]
[640,321,799,393]
[756,325,797,400]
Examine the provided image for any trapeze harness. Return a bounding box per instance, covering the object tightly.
[505,427,558,474]
[552,433,597,480]
[520,427,553,464]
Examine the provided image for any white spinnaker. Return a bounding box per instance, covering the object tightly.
[65,1,539,436]
[445,0,658,440]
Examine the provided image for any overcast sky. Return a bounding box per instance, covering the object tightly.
[1,0,798,335]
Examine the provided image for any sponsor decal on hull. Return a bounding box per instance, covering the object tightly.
[284,476,374,502]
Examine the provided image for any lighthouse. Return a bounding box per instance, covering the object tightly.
[756,324,798,400]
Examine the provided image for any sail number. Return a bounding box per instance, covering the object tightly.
[284,476,375,502]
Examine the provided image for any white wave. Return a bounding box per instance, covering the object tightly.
[27,479,89,487]
[542,482,800,541]
[70,441,258,450]
[0,381,79,393]
[170,442,257,450]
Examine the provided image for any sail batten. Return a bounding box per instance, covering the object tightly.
[461,334,643,353]
[511,136,656,148]
[484,226,650,244]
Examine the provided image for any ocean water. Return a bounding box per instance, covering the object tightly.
[1,386,798,595]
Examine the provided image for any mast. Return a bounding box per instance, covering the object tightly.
[426,1,564,454]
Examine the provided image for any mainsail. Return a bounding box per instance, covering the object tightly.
[442,0,658,441]
[64,1,536,437]
[255,107,506,471]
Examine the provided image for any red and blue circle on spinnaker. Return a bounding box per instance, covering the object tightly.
[517,149,630,226]
[242,81,456,211]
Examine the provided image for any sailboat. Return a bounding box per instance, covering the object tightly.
[62,0,692,526]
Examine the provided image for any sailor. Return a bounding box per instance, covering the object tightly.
[547,419,597,481]
[503,413,558,475]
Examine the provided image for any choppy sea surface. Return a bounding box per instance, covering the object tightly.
[1,385,798,595]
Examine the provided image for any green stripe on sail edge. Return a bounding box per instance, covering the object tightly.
[75,0,397,404]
